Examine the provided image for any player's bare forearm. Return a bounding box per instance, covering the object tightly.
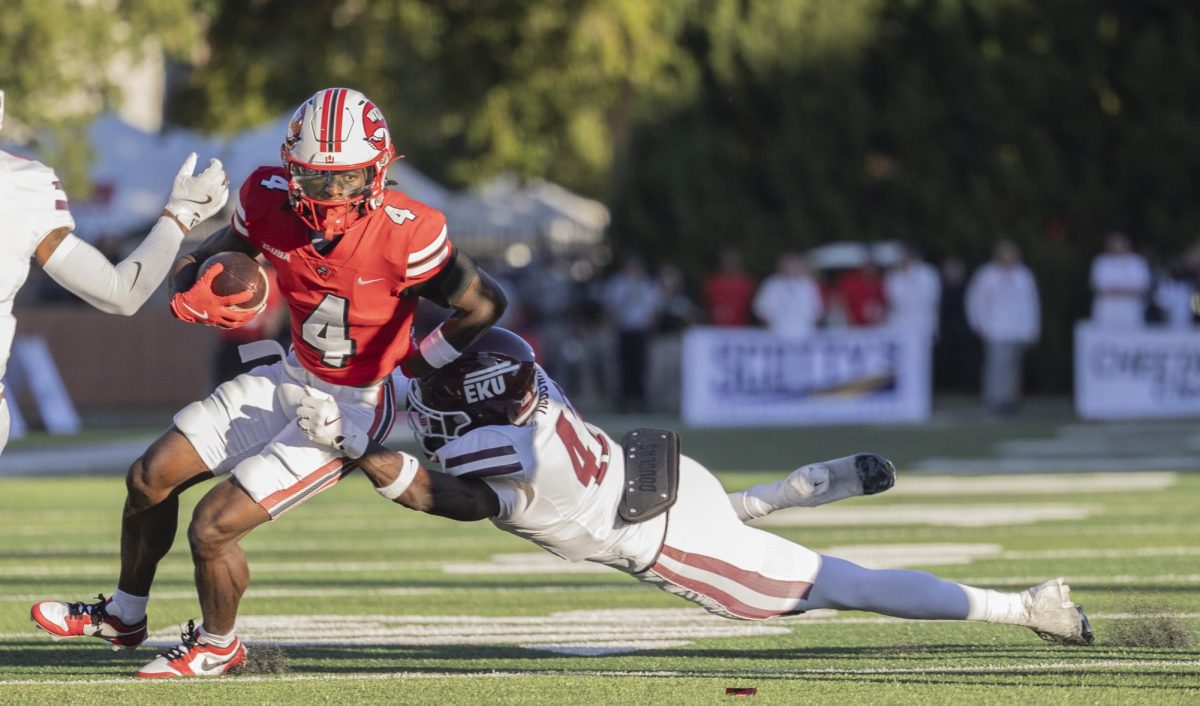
[355,440,499,521]
[403,253,508,377]
[169,226,260,294]
[439,267,508,348]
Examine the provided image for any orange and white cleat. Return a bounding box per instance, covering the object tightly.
[31,594,147,650]
[136,620,246,679]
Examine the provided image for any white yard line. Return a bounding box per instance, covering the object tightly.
[6,543,1200,580]
[752,504,1099,528]
[0,661,1198,687]
[889,472,1176,495]
[3,607,1196,645]
[0,584,641,604]
[914,456,1200,473]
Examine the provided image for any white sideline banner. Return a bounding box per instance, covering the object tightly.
[681,326,931,427]
[1074,322,1200,419]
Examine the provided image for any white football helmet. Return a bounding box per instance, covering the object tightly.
[280,87,395,234]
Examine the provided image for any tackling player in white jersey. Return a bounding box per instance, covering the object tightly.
[297,328,1093,645]
[0,89,230,454]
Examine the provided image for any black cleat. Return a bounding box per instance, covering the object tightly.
[856,453,897,496]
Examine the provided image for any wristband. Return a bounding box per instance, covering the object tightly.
[375,453,419,500]
[417,324,462,369]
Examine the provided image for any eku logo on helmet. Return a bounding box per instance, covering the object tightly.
[362,102,390,152]
[462,362,521,404]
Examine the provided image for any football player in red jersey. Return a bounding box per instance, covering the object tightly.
[31,88,507,678]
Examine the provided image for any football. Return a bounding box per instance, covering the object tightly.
[198,251,268,312]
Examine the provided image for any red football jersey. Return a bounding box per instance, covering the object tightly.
[232,166,452,386]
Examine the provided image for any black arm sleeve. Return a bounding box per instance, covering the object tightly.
[407,247,478,309]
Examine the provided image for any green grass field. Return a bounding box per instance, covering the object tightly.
[1,443,1198,704]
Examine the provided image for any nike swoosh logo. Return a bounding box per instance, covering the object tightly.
[182,302,209,320]
[199,656,227,672]
[181,195,214,205]
[323,417,341,427]
[130,261,143,287]
[357,277,384,285]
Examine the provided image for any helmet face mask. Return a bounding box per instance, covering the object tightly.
[406,382,475,458]
[281,87,394,235]
[404,329,538,460]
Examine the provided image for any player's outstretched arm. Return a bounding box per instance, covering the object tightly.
[34,153,230,316]
[357,439,501,522]
[402,250,508,378]
[295,391,499,520]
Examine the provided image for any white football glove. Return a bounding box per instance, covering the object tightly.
[296,388,369,459]
[164,152,230,232]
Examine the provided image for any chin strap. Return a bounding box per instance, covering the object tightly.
[323,204,351,237]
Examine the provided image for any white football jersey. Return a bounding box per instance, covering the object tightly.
[0,150,74,381]
[437,366,667,571]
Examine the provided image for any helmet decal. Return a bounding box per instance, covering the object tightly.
[462,361,523,404]
[319,87,349,153]
[362,101,391,153]
[284,103,305,150]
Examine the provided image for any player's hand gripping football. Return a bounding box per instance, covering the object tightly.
[164,152,230,232]
[169,264,256,329]
[297,389,369,459]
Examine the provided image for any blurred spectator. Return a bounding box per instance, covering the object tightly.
[1152,261,1195,329]
[570,278,619,411]
[703,247,756,326]
[518,258,576,383]
[1089,231,1150,328]
[833,258,886,326]
[885,243,941,338]
[934,257,978,391]
[753,252,823,337]
[212,262,289,385]
[603,255,663,412]
[647,264,699,413]
[966,241,1040,415]
[489,265,528,334]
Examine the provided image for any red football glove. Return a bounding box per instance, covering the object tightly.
[169,263,257,329]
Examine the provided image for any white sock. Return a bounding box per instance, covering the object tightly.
[197,624,237,648]
[727,489,775,521]
[962,585,1028,625]
[107,589,148,623]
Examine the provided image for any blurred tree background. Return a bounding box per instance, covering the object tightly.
[7,0,1200,389]
[0,0,210,189]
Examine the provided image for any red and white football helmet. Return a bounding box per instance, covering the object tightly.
[281,87,395,235]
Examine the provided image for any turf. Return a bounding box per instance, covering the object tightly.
[1,462,1198,704]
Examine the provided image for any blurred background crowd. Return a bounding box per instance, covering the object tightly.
[5,0,1200,423]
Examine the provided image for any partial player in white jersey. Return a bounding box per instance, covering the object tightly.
[296,328,1093,645]
[0,89,229,454]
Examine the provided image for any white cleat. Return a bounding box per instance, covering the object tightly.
[136,620,247,679]
[1022,577,1094,646]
